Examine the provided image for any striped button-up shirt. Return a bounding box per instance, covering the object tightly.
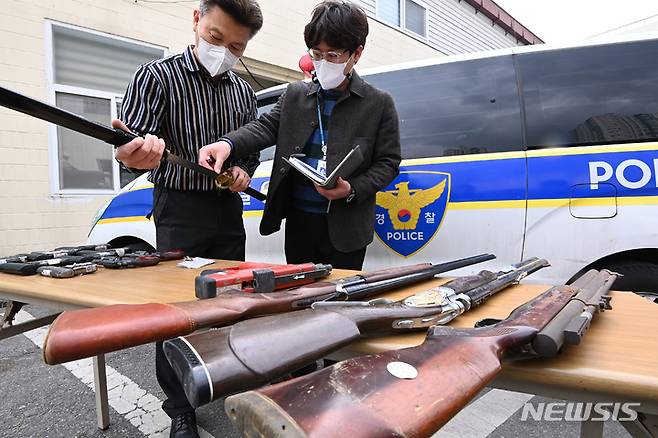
[122,45,260,191]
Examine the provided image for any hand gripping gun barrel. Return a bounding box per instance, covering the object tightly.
[42,254,494,365]
[163,258,548,408]
[0,85,266,201]
[224,269,618,438]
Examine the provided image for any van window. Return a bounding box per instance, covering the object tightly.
[518,39,658,148]
[365,56,523,159]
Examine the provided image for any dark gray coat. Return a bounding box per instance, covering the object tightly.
[224,72,401,252]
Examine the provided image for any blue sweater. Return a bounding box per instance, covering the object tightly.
[290,89,341,213]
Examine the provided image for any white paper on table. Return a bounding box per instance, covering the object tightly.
[176,257,215,269]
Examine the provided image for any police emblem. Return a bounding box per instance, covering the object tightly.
[375,171,450,257]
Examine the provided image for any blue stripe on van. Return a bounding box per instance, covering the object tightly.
[401,158,527,202]
[101,186,153,219]
[100,146,658,222]
[100,176,269,221]
[528,149,658,199]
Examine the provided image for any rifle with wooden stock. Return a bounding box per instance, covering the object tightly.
[224,269,618,438]
[164,258,549,408]
[42,254,495,365]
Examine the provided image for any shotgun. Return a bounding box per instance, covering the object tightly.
[0,85,266,201]
[42,254,495,365]
[164,258,548,408]
[225,269,618,438]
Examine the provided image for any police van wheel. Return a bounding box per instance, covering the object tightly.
[123,241,154,252]
[602,261,658,304]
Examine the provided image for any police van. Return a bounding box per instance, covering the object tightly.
[89,32,658,294]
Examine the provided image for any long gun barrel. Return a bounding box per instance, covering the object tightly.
[164,258,548,408]
[42,254,494,365]
[224,269,618,438]
[0,85,266,201]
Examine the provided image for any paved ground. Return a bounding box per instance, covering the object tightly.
[0,304,634,438]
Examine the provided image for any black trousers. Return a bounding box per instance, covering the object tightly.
[284,209,366,270]
[152,185,246,418]
[152,185,246,260]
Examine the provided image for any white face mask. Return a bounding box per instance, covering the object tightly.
[312,55,353,90]
[197,36,240,77]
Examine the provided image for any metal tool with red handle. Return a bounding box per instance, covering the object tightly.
[195,262,333,298]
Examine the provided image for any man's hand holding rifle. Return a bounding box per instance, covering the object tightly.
[112,119,251,193]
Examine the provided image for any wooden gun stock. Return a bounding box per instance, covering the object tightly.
[164,308,364,408]
[42,262,452,365]
[225,285,579,438]
[43,288,317,365]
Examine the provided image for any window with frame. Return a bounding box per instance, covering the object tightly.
[377,0,427,38]
[365,55,523,159]
[518,39,658,149]
[49,23,165,194]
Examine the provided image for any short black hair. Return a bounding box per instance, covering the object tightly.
[200,0,263,37]
[304,1,369,52]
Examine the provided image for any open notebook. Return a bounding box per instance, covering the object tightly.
[282,145,363,189]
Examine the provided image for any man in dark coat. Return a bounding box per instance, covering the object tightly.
[199,1,401,269]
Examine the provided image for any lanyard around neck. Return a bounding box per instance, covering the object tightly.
[316,93,327,160]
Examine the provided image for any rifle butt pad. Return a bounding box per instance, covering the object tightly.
[43,303,196,364]
[226,392,307,438]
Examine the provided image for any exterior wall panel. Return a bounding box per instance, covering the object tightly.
[356,0,526,55]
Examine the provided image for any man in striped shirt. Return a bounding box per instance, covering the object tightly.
[113,1,263,437]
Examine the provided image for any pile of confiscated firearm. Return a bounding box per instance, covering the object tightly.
[39,253,617,438]
[0,244,184,277]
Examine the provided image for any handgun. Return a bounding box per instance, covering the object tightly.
[37,263,98,278]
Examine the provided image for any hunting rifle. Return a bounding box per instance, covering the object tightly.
[164,258,548,408]
[225,269,618,438]
[0,85,266,201]
[42,254,494,365]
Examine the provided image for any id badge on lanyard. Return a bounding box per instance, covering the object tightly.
[316,158,327,177]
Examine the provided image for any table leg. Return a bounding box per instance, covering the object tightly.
[93,355,110,430]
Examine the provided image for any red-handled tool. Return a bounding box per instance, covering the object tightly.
[195,262,333,298]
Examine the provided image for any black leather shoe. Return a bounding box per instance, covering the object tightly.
[169,411,200,438]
